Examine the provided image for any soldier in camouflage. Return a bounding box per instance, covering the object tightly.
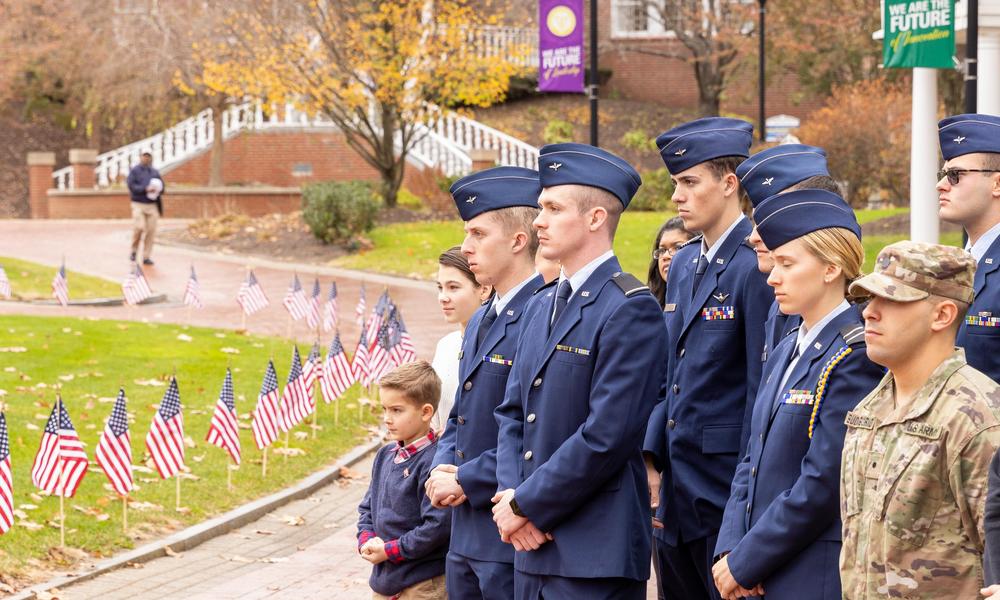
[840,240,1000,599]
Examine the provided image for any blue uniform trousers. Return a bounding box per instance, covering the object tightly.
[446,551,514,600]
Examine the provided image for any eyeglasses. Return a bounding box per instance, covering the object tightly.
[937,168,1000,185]
[653,247,682,260]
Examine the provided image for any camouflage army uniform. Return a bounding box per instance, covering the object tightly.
[840,241,1000,599]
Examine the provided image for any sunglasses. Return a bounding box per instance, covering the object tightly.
[937,168,1000,185]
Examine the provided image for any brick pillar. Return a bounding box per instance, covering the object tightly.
[27,152,55,219]
[69,149,98,189]
[469,148,499,172]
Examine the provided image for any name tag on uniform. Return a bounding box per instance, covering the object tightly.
[664,303,677,313]
[903,421,941,439]
[844,411,876,429]
[555,344,591,356]
[702,306,735,320]
[966,312,1000,327]
[483,354,513,366]
[782,389,815,405]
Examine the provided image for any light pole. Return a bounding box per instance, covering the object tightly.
[589,0,599,146]
[966,0,978,113]
[758,0,767,142]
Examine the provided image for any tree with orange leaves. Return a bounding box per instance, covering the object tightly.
[199,0,520,207]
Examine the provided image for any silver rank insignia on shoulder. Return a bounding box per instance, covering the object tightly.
[762,177,774,186]
[987,258,995,265]
[548,162,562,171]
[675,148,687,156]
[814,342,822,350]
[716,258,724,264]
[664,303,676,312]
[581,291,590,297]
[954,136,966,144]
[713,292,729,302]
[466,196,476,203]
[507,310,514,316]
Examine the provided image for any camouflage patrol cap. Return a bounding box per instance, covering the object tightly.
[849,241,975,303]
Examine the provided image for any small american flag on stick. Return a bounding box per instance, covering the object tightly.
[122,263,152,305]
[95,389,133,496]
[237,270,269,316]
[355,282,367,325]
[0,413,13,534]
[52,264,69,306]
[145,378,185,479]
[322,331,355,403]
[306,278,321,330]
[282,274,310,321]
[278,347,312,432]
[322,282,339,332]
[206,369,241,465]
[31,398,88,497]
[0,265,11,300]
[252,361,281,450]
[183,265,203,309]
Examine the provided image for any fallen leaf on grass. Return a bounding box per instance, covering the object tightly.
[220,347,240,355]
[133,465,154,474]
[176,506,192,514]
[129,501,163,511]
[57,374,74,382]
[0,347,27,353]
[97,396,117,403]
[139,478,159,483]
[3,367,15,372]
[176,334,193,342]
[191,454,205,463]
[30,493,42,501]
[12,509,28,520]
[19,503,38,511]
[183,436,196,448]
[293,431,308,440]
[134,379,165,387]
[18,520,43,530]
[25,423,39,430]
[272,447,305,457]
[214,333,226,339]
[164,546,182,557]
[279,515,305,527]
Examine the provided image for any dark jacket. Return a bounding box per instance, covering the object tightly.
[126,164,164,204]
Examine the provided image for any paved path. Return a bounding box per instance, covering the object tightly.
[0,219,452,359]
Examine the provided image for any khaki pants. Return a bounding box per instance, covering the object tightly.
[372,575,446,600]
[130,201,159,260]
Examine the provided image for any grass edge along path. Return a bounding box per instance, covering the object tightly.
[0,315,378,585]
[0,256,122,301]
[329,207,918,279]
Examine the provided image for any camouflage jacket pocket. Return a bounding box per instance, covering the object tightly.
[879,437,946,547]
[841,435,864,517]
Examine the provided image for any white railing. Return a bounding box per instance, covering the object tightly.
[470,26,538,69]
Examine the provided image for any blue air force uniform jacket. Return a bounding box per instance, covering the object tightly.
[715,306,884,598]
[763,301,799,364]
[957,235,1000,383]
[644,218,774,546]
[431,274,545,563]
[494,257,667,581]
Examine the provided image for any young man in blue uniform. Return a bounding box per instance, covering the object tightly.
[712,188,884,599]
[492,143,667,599]
[644,117,773,600]
[737,144,840,363]
[425,166,545,599]
[937,114,1000,382]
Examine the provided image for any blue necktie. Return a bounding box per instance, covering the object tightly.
[692,254,709,298]
[551,279,573,327]
[476,307,498,352]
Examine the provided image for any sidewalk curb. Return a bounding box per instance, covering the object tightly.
[17,293,169,307]
[11,437,382,600]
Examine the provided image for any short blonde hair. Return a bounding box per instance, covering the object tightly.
[798,227,866,302]
[571,185,623,237]
[378,360,442,410]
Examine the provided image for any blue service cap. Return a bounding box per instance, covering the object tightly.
[737,144,830,208]
[938,113,1000,160]
[655,117,753,174]
[449,166,541,221]
[538,143,642,207]
[753,188,861,250]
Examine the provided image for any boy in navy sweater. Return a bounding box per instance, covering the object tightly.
[357,361,451,599]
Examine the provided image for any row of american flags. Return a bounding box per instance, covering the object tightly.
[0,285,417,536]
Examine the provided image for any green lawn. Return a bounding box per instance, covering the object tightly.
[0,256,122,301]
[331,208,926,281]
[0,316,376,581]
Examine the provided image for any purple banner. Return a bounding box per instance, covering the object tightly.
[538,0,584,93]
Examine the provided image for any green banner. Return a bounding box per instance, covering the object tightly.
[883,0,955,69]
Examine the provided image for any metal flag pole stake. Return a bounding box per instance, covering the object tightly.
[176,474,181,512]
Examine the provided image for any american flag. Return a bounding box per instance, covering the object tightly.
[145,378,185,479]
[0,265,10,300]
[206,369,241,465]
[306,278,322,330]
[0,413,12,534]
[322,282,339,333]
[302,342,322,392]
[52,264,69,306]
[278,346,313,432]
[355,282,367,325]
[282,274,310,321]
[122,263,153,305]
[322,331,355,403]
[95,389,133,497]
[366,291,392,348]
[351,325,371,387]
[368,318,395,383]
[30,399,88,497]
[237,270,269,316]
[183,265,203,309]
[389,308,417,365]
[252,361,281,450]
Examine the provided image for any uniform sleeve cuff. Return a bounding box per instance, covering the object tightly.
[385,539,405,564]
[358,530,375,551]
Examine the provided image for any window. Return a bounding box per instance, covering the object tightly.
[611,0,672,39]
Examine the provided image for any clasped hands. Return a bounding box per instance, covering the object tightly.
[490,488,553,552]
[359,536,389,565]
[712,554,764,600]
[425,464,467,508]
